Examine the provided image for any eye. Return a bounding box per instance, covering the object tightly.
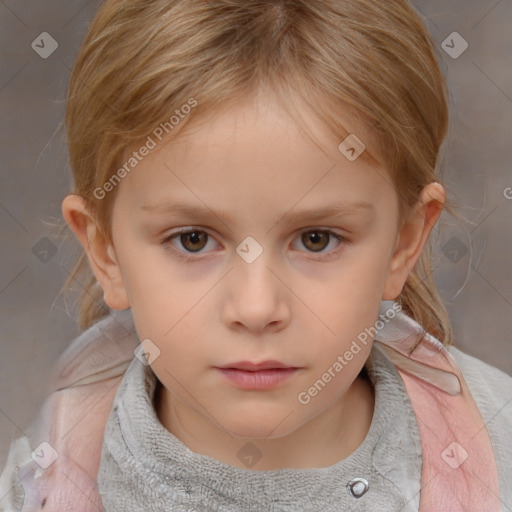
[292,229,346,256]
[161,227,219,260]
[161,227,347,262]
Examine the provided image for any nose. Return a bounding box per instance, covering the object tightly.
[221,252,291,334]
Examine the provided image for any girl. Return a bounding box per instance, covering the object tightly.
[1,0,511,510]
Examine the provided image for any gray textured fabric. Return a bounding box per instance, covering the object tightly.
[2,317,511,511]
[97,344,423,512]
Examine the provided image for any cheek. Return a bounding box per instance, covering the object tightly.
[299,256,388,340]
[296,341,372,416]
[118,243,213,327]
[135,311,210,400]
[128,270,216,368]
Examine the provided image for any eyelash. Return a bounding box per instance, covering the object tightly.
[160,227,348,263]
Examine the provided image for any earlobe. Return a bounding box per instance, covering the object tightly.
[382,182,445,300]
[61,194,130,310]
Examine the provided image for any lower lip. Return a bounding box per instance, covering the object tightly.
[215,368,298,390]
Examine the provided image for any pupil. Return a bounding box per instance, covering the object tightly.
[182,231,206,252]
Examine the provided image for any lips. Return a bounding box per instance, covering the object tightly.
[215,365,299,390]
[216,360,297,371]
[214,360,301,390]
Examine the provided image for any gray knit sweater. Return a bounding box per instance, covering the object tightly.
[2,331,512,511]
[96,344,423,511]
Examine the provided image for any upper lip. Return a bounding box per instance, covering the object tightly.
[216,360,297,371]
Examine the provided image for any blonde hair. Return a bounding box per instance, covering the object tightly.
[59,0,457,344]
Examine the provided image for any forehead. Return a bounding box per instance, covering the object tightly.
[116,94,396,218]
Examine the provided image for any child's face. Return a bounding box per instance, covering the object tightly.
[74,93,439,441]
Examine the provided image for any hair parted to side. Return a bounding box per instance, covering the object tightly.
[60,0,457,344]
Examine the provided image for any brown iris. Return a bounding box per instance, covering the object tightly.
[301,230,330,252]
[180,230,208,252]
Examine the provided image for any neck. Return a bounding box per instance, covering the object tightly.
[154,372,375,470]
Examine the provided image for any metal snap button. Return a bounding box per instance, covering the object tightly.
[346,477,369,498]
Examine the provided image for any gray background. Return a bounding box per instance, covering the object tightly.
[1,0,511,472]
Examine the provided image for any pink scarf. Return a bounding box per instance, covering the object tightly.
[374,302,501,510]
[16,304,501,511]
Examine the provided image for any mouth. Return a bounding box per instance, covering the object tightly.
[214,361,300,390]
[216,360,298,371]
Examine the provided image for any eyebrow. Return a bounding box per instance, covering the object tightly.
[141,200,374,227]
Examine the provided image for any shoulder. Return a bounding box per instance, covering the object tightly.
[448,345,512,503]
[0,310,140,511]
[447,345,512,406]
[447,345,512,430]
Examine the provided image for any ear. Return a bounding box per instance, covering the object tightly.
[382,182,445,300]
[61,194,130,310]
